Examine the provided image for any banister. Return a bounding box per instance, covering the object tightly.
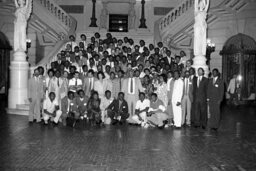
[159,0,195,33]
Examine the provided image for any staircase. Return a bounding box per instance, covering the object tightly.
[159,0,252,50]
[1,0,77,115]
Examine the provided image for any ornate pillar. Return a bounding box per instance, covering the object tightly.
[8,0,32,110]
[89,0,97,27]
[139,0,147,28]
[192,0,210,76]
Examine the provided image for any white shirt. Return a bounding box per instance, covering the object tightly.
[227,78,236,94]
[139,46,145,53]
[167,78,173,91]
[43,98,58,113]
[69,78,82,87]
[135,99,150,111]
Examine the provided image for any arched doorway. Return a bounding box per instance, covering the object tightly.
[0,32,12,104]
[220,33,256,100]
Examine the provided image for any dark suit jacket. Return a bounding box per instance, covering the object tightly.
[76,96,89,114]
[191,75,197,102]
[107,99,129,114]
[53,60,64,71]
[61,96,78,115]
[163,56,175,66]
[207,77,224,102]
[194,76,208,102]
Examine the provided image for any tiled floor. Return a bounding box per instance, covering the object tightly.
[0,104,256,171]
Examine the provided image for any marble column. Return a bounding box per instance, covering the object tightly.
[8,51,29,109]
[139,0,147,28]
[89,0,98,27]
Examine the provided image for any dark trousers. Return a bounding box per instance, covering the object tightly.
[194,101,207,127]
[208,101,221,129]
[191,102,196,125]
[107,110,129,122]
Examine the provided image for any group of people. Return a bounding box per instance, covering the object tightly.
[28,32,224,131]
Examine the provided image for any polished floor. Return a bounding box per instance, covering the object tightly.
[0,102,256,171]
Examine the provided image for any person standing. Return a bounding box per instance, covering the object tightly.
[167,71,174,125]
[207,68,224,131]
[181,71,193,126]
[194,68,208,129]
[121,70,144,123]
[83,69,96,97]
[189,67,197,126]
[172,70,184,128]
[28,69,44,123]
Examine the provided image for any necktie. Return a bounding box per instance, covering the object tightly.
[119,78,122,90]
[75,79,77,86]
[197,77,201,87]
[57,78,60,87]
[213,78,216,85]
[130,78,133,93]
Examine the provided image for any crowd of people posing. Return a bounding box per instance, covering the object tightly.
[28,32,224,131]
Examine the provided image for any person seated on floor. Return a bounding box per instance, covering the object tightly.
[43,92,62,125]
[147,93,168,129]
[61,91,79,126]
[132,92,150,128]
[87,91,102,125]
[76,89,89,120]
[100,90,114,124]
[107,92,129,125]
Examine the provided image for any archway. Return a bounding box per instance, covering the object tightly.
[220,33,256,99]
[0,31,12,103]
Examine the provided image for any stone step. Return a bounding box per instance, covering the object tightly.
[6,108,29,116]
[16,104,30,110]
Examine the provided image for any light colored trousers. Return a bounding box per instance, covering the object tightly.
[132,112,147,124]
[29,99,41,122]
[172,101,182,127]
[43,110,62,123]
[147,112,168,126]
[126,94,138,123]
[181,95,191,125]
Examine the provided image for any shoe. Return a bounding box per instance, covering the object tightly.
[202,126,206,130]
[119,121,123,125]
[210,128,218,132]
[53,122,58,126]
[157,125,164,129]
[143,123,149,128]
[112,119,118,125]
[164,124,169,128]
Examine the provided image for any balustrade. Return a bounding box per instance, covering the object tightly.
[36,0,73,27]
[159,0,195,33]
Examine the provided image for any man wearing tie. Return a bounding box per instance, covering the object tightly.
[181,71,193,126]
[207,68,224,131]
[121,70,144,123]
[83,69,96,97]
[48,70,63,105]
[80,34,87,49]
[28,69,44,123]
[194,68,208,129]
[189,67,197,126]
[68,71,83,93]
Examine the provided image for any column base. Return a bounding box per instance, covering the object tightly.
[8,60,29,109]
[193,55,209,77]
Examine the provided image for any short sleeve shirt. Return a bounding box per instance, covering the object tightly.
[43,98,58,113]
[135,99,150,111]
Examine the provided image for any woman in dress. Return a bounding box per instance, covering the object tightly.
[155,74,168,107]
[93,71,111,99]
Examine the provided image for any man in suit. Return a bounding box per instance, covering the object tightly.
[181,71,193,126]
[83,69,96,97]
[76,90,89,119]
[207,68,224,131]
[107,92,129,125]
[52,53,64,71]
[194,68,208,129]
[61,91,79,126]
[189,67,197,126]
[28,69,44,123]
[48,70,63,105]
[172,70,184,128]
[121,70,144,123]
[163,50,175,69]
[68,71,83,93]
